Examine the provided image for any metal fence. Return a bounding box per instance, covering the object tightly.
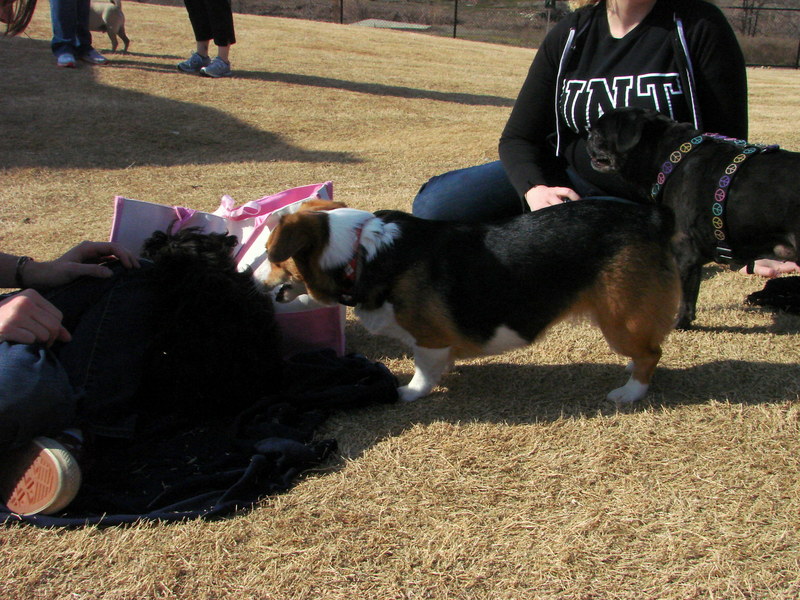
[149,0,800,67]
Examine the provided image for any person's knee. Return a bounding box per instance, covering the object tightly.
[0,343,77,453]
[412,179,448,220]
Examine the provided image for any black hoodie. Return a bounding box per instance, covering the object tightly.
[499,0,747,199]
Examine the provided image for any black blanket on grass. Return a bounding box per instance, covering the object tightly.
[1,350,398,527]
[746,276,800,315]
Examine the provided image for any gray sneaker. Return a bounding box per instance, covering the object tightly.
[177,52,211,74]
[200,57,232,78]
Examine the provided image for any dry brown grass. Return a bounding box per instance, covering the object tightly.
[2,5,800,599]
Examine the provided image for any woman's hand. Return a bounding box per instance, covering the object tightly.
[22,241,140,290]
[0,289,71,346]
[524,185,580,211]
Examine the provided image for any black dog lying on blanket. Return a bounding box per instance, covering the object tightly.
[138,227,283,412]
[587,107,799,329]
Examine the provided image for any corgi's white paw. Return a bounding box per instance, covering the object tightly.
[398,385,428,402]
[607,378,649,404]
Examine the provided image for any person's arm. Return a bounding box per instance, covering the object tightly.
[0,241,139,346]
[684,1,748,139]
[499,18,580,209]
[0,253,26,288]
[0,251,69,345]
[2,241,139,291]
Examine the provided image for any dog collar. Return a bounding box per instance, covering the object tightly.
[651,134,779,264]
[337,221,369,306]
[649,134,706,202]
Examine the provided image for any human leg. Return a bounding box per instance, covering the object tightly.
[0,341,77,455]
[197,0,234,76]
[74,0,93,54]
[183,0,213,44]
[1,265,159,515]
[204,0,235,47]
[178,0,212,72]
[50,0,78,57]
[411,161,524,222]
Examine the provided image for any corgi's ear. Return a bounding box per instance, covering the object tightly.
[299,199,347,212]
[267,213,321,263]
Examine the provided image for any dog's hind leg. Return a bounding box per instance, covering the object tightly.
[605,345,660,404]
[399,345,451,402]
[119,26,130,53]
[592,250,680,403]
[600,300,675,402]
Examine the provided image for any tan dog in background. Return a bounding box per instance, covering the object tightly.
[89,0,130,53]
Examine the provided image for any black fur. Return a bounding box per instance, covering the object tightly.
[138,228,283,414]
[587,107,800,328]
[366,200,676,343]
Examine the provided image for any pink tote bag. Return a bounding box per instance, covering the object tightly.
[109,182,345,357]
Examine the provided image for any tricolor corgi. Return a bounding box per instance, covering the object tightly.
[259,198,346,302]
[263,200,681,403]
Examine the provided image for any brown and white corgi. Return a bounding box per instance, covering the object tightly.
[263,200,681,403]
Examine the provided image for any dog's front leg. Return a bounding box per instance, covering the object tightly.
[670,235,702,329]
[677,263,702,329]
[398,345,451,402]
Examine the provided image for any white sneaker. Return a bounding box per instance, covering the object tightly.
[200,57,232,78]
[56,53,76,68]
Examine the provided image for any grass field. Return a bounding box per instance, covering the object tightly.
[1,4,800,598]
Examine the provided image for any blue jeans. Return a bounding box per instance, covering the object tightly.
[411,161,621,222]
[0,262,158,453]
[50,0,94,57]
[412,161,524,222]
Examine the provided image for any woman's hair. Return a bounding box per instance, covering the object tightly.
[568,0,600,10]
[1,0,38,36]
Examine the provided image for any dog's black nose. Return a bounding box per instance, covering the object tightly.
[275,283,293,303]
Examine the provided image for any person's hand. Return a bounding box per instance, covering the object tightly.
[740,259,800,278]
[22,241,140,290]
[524,185,581,211]
[0,289,71,346]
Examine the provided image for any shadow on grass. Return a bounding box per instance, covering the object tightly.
[0,37,361,170]
[325,358,800,461]
[234,69,516,107]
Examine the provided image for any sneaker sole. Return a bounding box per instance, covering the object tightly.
[0,437,82,515]
[199,70,232,78]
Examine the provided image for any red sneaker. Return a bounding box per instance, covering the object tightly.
[0,431,83,516]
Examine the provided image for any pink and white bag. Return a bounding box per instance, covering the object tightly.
[109,182,346,358]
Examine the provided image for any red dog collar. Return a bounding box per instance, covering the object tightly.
[338,221,369,306]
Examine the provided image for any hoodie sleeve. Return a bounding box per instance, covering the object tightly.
[680,0,748,139]
[498,19,575,198]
